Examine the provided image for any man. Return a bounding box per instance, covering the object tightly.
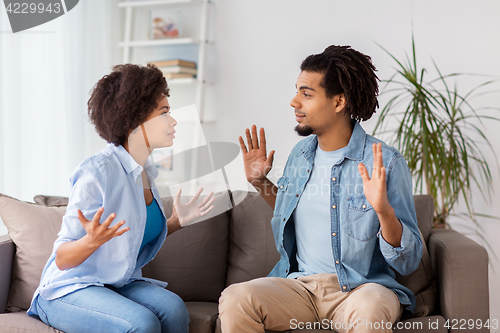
[219,45,423,333]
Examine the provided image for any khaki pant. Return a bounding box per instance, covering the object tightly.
[219,273,403,333]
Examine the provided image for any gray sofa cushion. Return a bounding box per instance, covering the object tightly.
[225,191,279,286]
[142,192,231,302]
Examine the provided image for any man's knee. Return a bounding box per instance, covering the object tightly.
[219,279,268,316]
[343,284,400,323]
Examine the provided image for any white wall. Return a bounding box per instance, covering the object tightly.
[200,0,500,325]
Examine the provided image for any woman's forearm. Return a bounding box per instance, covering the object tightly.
[55,235,100,271]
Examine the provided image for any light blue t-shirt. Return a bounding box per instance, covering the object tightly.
[288,144,347,279]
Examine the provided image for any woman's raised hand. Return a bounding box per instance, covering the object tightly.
[239,125,275,184]
[77,207,130,249]
[173,188,215,227]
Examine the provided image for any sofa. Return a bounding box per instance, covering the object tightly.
[0,190,490,333]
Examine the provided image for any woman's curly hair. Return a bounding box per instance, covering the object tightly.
[88,63,170,146]
[300,45,379,122]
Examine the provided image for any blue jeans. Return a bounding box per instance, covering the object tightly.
[34,280,190,333]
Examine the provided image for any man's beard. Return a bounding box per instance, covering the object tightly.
[294,124,314,136]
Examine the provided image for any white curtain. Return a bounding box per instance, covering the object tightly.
[0,1,121,234]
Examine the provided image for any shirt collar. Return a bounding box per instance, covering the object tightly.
[107,143,159,179]
[301,119,366,161]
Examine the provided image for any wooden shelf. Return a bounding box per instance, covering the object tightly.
[118,0,203,8]
[119,37,197,47]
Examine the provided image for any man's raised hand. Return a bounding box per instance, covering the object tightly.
[239,125,275,184]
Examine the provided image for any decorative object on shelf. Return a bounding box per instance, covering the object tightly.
[373,35,500,258]
[149,10,180,39]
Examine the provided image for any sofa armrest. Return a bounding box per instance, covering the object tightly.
[0,235,14,314]
[429,229,489,333]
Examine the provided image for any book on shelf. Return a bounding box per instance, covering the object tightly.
[158,65,197,75]
[149,59,196,68]
[163,73,196,79]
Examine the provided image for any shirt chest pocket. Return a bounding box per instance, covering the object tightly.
[347,195,379,241]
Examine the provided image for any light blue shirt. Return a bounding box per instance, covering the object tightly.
[28,144,169,316]
[288,145,347,279]
[269,120,423,314]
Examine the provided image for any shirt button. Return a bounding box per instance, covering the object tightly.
[332,177,336,181]
[332,205,336,209]
[332,232,336,236]
[335,260,340,264]
[285,269,288,273]
[280,185,284,189]
[307,169,310,173]
[296,194,298,197]
[342,286,347,290]
[362,204,367,209]
[283,218,285,221]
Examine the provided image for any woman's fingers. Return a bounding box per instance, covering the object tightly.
[101,212,117,229]
[200,205,215,217]
[199,196,216,211]
[198,191,214,207]
[189,187,203,205]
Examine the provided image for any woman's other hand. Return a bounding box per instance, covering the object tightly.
[173,188,215,227]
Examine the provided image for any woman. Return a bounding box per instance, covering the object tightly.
[27,64,214,333]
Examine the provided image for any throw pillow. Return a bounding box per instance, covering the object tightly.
[0,194,66,312]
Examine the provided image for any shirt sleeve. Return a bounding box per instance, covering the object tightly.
[378,155,423,275]
[54,158,107,252]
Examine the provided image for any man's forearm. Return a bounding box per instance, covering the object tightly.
[377,205,403,248]
[250,178,277,210]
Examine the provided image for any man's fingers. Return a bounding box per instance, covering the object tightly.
[267,150,275,166]
[238,136,248,154]
[77,209,88,223]
[259,127,267,153]
[251,125,259,150]
[245,128,254,150]
[358,163,370,182]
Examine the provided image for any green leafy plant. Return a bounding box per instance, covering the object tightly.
[373,36,500,256]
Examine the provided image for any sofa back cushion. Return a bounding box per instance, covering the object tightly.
[142,192,231,302]
[225,191,279,286]
[0,194,66,312]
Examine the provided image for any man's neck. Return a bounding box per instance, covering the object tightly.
[317,119,354,152]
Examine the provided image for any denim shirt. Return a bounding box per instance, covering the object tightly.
[28,143,169,316]
[268,121,423,314]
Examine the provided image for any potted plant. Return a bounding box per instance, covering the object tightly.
[373,36,500,255]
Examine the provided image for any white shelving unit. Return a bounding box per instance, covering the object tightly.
[118,0,211,122]
[118,0,214,195]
